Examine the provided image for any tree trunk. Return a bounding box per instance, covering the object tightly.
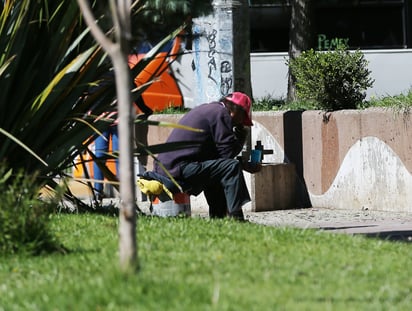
[287,0,314,102]
[113,46,137,271]
[77,0,137,272]
[110,0,137,272]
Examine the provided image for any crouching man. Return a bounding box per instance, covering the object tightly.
[154,92,261,221]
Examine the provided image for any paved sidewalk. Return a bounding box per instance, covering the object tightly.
[178,203,412,241]
[69,179,412,241]
[104,199,412,242]
[244,207,412,241]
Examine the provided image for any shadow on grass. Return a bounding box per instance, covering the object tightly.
[58,200,146,218]
[364,230,412,243]
[322,225,412,243]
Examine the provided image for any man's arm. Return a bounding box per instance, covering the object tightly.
[233,125,249,146]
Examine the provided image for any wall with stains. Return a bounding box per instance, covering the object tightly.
[146,108,412,212]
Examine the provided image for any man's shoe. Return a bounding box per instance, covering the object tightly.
[229,209,247,222]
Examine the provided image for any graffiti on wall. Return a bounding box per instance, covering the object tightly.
[206,28,218,85]
[205,28,234,96]
[221,60,233,95]
[192,6,236,104]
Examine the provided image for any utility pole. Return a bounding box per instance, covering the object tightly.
[192,0,252,104]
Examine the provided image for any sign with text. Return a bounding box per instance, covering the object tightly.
[318,34,349,50]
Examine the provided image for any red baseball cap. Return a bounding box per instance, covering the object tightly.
[225,92,253,126]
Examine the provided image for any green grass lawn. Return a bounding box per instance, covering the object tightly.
[1,213,411,311]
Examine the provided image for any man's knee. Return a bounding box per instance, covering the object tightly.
[222,158,242,173]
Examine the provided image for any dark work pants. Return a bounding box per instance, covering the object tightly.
[180,158,251,218]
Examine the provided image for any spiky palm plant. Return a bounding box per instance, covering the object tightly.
[0,1,109,206]
[0,0,212,209]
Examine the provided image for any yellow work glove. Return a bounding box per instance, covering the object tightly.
[137,178,173,199]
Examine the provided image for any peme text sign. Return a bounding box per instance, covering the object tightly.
[318,34,349,50]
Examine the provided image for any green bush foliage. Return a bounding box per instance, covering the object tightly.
[0,165,61,255]
[253,96,322,111]
[288,47,374,110]
[252,95,287,111]
[362,89,412,111]
[253,88,412,112]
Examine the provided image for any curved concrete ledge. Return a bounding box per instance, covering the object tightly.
[147,108,412,212]
[310,136,412,212]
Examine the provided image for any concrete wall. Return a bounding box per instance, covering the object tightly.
[146,108,412,212]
